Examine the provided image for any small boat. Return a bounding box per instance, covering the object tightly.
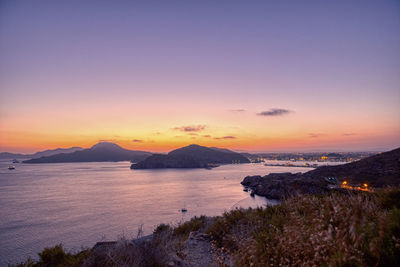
[12,159,19,164]
[180,202,188,213]
[8,166,15,170]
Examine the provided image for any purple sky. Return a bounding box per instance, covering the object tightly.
[0,1,399,152]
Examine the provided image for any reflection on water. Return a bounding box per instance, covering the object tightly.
[0,161,312,265]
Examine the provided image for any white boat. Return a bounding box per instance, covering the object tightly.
[8,166,15,170]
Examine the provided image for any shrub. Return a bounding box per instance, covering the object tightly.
[13,244,89,267]
[173,215,208,239]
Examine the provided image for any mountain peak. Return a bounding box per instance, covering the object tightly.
[90,142,123,150]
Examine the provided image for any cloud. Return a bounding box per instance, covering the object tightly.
[98,139,116,142]
[308,133,324,138]
[343,133,356,136]
[132,139,143,143]
[257,108,292,116]
[188,133,198,136]
[214,136,237,140]
[202,135,212,138]
[172,125,206,132]
[229,109,246,113]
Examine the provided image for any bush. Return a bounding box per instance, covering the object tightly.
[173,215,208,239]
[13,244,89,267]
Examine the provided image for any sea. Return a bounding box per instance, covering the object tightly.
[0,160,340,265]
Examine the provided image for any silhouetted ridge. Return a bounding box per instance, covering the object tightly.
[23,142,152,163]
[0,147,83,159]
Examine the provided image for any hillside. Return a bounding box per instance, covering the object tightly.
[307,147,400,187]
[242,147,400,199]
[23,142,152,163]
[131,144,250,169]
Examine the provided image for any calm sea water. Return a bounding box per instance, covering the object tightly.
[0,160,321,265]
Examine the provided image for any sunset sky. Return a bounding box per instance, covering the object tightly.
[0,1,399,153]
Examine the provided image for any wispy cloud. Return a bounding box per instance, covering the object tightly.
[172,125,206,132]
[132,139,143,143]
[98,139,116,142]
[343,133,356,136]
[229,109,246,113]
[308,133,324,138]
[202,135,212,138]
[188,133,198,136]
[257,108,292,116]
[214,136,236,140]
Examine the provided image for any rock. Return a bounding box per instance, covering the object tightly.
[241,173,329,199]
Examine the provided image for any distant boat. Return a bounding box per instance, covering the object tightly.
[12,159,19,163]
[8,166,15,170]
[180,202,188,213]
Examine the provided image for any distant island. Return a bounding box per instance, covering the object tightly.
[23,142,151,163]
[0,147,83,160]
[131,144,250,169]
[242,147,400,199]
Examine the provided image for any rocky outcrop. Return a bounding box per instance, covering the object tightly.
[241,173,330,199]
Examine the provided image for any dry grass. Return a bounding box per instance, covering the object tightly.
[206,188,400,266]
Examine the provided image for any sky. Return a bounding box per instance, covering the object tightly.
[0,0,399,153]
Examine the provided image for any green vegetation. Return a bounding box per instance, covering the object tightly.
[13,188,400,266]
[173,215,209,239]
[12,244,89,267]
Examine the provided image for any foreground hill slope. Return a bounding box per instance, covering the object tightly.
[23,142,152,163]
[131,144,250,169]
